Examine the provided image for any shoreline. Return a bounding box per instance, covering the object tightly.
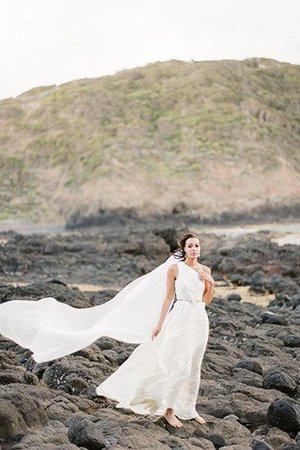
[1,218,300,246]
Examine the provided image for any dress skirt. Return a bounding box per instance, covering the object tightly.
[96,299,209,420]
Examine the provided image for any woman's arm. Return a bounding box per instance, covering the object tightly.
[156,264,176,327]
[151,264,176,339]
[202,266,215,304]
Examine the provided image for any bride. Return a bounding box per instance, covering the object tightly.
[0,230,215,428]
[96,231,215,428]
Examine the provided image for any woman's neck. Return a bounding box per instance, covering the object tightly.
[184,257,199,267]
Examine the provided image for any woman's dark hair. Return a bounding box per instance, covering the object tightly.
[172,231,201,261]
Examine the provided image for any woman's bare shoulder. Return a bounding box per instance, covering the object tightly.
[167,263,179,276]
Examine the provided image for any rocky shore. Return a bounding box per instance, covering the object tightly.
[0,221,300,449]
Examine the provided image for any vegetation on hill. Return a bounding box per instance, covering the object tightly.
[0,58,299,222]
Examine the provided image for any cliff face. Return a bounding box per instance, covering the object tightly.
[0,57,299,223]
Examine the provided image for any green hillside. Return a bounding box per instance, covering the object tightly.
[0,58,299,223]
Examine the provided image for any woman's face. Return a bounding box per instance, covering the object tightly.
[184,237,201,258]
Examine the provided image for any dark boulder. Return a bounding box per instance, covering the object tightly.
[263,370,297,396]
[260,311,288,325]
[267,397,300,432]
[235,359,263,375]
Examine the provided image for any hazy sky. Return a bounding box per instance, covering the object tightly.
[0,0,299,100]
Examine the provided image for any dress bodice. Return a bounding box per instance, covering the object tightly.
[175,261,205,303]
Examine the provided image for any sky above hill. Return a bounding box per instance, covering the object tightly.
[0,0,299,101]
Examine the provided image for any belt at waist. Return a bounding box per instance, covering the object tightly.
[176,298,203,304]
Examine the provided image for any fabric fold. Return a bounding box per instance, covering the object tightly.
[0,254,177,363]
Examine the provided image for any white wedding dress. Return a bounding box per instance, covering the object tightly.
[0,254,209,419]
[96,260,209,420]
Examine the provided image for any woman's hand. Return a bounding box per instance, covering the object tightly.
[196,267,215,285]
[197,266,215,304]
[151,324,162,340]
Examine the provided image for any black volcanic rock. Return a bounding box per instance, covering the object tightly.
[283,335,300,348]
[67,416,107,449]
[235,359,263,375]
[0,228,300,449]
[267,398,300,432]
[259,311,288,325]
[263,370,297,396]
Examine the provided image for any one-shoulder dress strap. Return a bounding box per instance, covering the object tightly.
[175,261,181,281]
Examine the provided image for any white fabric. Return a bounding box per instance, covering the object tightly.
[96,261,209,420]
[0,254,178,363]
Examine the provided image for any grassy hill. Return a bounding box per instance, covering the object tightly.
[0,57,299,223]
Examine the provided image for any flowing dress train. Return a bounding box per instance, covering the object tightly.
[0,255,179,363]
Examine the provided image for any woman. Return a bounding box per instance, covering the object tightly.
[0,230,214,428]
[96,231,215,428]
